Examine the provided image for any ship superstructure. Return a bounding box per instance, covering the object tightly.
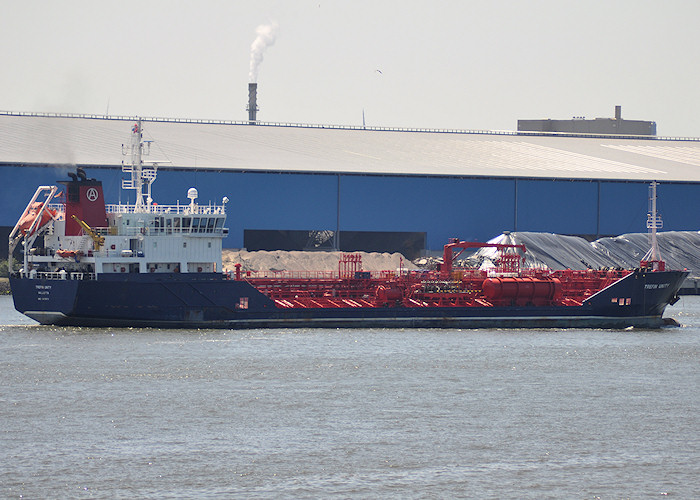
[8,122,227,282]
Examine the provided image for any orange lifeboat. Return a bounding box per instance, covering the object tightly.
[19,202,56,236]
[56,249,77,259]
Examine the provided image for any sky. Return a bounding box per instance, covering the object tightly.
[2,0,700,137]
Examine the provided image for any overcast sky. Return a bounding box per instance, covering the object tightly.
[2,1,699,137]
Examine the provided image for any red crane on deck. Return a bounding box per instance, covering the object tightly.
[441,238,527,278]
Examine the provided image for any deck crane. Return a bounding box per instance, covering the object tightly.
[441,239,527,278]
[71,215,105,251]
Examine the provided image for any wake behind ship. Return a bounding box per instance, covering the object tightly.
[7,123,688,329]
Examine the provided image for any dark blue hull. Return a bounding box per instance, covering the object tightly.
[10,269,688,329]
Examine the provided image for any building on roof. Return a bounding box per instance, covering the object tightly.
[1,111,699,258]
[518,105,657,136]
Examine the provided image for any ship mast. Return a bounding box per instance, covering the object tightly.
[641,180,664,270]
[648,181,662,260]
[132,120,144,210]
[121,120,157,212]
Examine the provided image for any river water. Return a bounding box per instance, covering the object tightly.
[1,295,698,499]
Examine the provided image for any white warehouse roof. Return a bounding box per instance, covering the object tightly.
[2,112,700,182]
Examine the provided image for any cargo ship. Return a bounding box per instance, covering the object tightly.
[8,123,688,329]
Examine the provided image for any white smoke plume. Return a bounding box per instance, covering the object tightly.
[249,22,279,83]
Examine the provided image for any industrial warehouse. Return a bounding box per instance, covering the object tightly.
[1,108,700,260]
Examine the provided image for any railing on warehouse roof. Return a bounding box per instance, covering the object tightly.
[2,110,699,141]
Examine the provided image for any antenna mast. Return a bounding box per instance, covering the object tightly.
[121,120,157,212]
[641,181,665,271]
[647,181,662,261]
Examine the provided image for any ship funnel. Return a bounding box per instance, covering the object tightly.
[59,169,108,236]
[247,83,258,124]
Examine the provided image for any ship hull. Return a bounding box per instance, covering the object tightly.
[10,269,688,330]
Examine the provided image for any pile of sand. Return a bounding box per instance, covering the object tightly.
[222,249,416,274]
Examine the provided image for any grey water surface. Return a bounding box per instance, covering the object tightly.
[1,295,698,499]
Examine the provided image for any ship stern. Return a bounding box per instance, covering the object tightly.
[10,276,81,325]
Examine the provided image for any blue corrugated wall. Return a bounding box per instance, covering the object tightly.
[2,165,698,250]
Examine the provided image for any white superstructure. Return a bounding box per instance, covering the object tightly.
[8,122,228,280]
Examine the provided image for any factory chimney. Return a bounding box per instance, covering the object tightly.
[615,105,622,120]
[247,83,258,124]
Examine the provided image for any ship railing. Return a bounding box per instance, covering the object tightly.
[106,203,226,215]
[241,270,340,280]
[236,269,412,280]
[118,226,227,237]
[47,203,65,220]
[30,271,96,280]
[69,272,95,280]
